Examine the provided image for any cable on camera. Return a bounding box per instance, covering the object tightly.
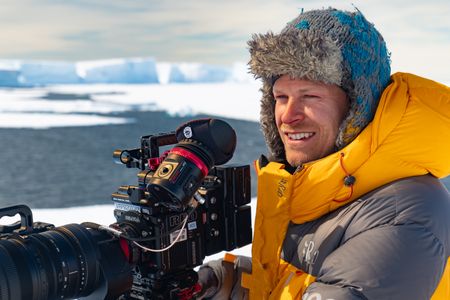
[81,200,199,252]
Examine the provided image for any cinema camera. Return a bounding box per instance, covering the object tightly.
[0,119,252,300]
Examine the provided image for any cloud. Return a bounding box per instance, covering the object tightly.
[0,0,448,82]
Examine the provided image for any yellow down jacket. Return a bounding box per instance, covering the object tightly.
[241,73,450,299]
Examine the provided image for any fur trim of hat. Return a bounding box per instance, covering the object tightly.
[248,8,391,162]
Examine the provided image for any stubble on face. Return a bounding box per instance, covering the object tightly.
[273,76,349,167]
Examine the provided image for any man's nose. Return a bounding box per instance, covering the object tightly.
[281,98,306,124]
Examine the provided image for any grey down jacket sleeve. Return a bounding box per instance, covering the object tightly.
[300,175,450,300]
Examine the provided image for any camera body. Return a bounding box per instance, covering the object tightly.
[111,131,252,298]
[0,119,252,300]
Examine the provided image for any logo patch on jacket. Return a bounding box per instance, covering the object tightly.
[302,240,319,265]
[277,178,288,197]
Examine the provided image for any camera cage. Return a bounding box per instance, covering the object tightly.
[113,131,178,171]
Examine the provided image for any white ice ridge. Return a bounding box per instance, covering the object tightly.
[0,113,131,129]
[0,81,261,128]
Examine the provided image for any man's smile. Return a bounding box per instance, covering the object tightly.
[285,132,315,141]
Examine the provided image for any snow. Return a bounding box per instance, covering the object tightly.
[33,205,117,226]
[0,81,261,128]
[0,112,131,129]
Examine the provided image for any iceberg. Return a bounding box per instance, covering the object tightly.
[77,57,159,84]
[0,58,253,86]
[21,60,80,85]
[0,60,23,87]
[165,62,232,83]
[0,69,22,87]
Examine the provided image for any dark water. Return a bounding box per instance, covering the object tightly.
[0,110,448,209]
[0,111,267,208]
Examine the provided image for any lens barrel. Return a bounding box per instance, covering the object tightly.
[146,119,237,208]
[146,141,214,209]
[0,224,130,300]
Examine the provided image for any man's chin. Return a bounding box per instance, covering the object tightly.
[285,151,318,167]
[286,156,306,167]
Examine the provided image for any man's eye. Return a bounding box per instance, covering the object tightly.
[305,94,318,99]
[274,95,288,101]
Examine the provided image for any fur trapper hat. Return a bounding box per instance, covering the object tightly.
[248,8,391,162]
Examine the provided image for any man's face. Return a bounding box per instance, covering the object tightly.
[273,75,349,166]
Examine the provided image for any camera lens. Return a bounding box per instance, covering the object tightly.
[0,224,103,300]
[146,141,214,209]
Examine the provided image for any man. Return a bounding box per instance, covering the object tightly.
[198,8,450,299]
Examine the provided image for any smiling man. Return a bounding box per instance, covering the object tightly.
[273,76,349,166]
[197,7,450,300]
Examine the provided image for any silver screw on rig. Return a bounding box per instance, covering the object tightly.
[193,192,206,205]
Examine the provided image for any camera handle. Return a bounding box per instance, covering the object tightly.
[0,204,34,234]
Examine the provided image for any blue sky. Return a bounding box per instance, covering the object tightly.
[1,0,449,82]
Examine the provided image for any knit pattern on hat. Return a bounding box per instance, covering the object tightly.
[248,8,391,161]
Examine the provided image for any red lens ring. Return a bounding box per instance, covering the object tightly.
[170,147,209,177]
